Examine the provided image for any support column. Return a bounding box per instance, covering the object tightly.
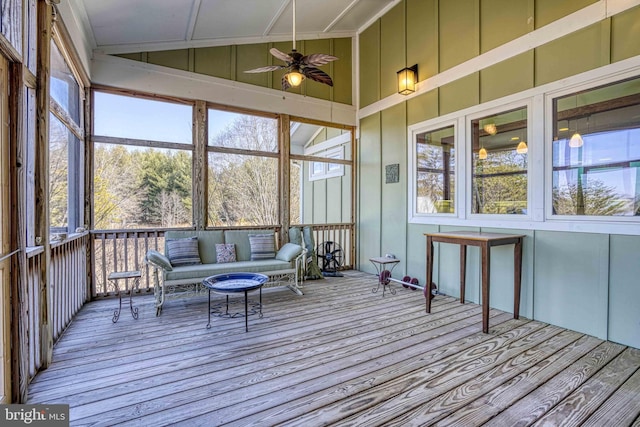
[35,0,53,368]
[193,100,207,230]
[278,115,290,247]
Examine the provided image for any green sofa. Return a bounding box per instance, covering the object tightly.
[145,229,305,315]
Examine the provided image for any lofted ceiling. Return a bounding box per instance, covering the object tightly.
[68,0,399,55]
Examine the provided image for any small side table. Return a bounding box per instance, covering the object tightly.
[108,271,141,323]
[202,273,269,332]
[370,257,400,296]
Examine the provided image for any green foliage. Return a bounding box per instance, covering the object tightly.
[207,115,279,226]
[553,179,631,216]
[93,145,192,229]
[473,151,528,214]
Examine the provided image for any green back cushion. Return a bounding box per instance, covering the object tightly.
[165,230,224,264]
[224,229,272,261]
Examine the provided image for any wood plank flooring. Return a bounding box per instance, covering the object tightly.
[27,271,640,426]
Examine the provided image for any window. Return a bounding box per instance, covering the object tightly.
[289,121,352,224]
[49,40,83,232]
[471,107,528,215]
[207,109,279,226]
[93,91,194,229]
[415,125,455,214]
[552,76,640,217]
[309,146,344,181]
[94,92,192,144]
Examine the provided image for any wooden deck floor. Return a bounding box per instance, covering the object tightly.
[28,270,640,426]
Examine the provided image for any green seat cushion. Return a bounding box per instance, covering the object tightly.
[164,259,292,282]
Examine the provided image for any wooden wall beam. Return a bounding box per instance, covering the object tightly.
[193,100,207,229]
[84,87,94,298]
[35,0,53,368]
[9,60,28,403]
[278,114,291,247]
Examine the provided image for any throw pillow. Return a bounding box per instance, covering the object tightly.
[248,233,276,260]
[216,243,236,263]
[276,243,303,262]
[166,237,201,267]
[146,249,173,271]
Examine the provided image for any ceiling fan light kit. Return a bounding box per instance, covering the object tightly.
[244,0,338,91]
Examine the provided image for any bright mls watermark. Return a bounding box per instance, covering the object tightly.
[1,405,69,426]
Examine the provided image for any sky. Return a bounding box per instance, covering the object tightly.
[93,92,241,144]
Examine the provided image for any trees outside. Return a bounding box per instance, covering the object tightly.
[473,150,528,214]
[93,145,192,229]
[207,115,279,226]
[93,114,280,230]
[49,116,69,228]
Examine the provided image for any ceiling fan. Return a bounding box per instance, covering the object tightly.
[244,0,338,91]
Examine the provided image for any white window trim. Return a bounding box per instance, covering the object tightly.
[408,118,459,221]
[465,100,534,223]
[544,74,640,225]
[407,57,640,235]
[309,146,345,181]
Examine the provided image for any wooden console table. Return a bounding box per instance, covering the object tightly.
[425,231,524,333]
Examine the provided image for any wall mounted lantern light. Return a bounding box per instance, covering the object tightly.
[397,64,418,95]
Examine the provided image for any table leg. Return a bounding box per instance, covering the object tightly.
[259,288,263,318]
[244,290,249,332]
[206,289,212,329]
[514,238,523,319]
[460,245,467,304]
[129,277,139,320]
[481,243,490,333]
[426,236,434,313]
[112,280,122,323]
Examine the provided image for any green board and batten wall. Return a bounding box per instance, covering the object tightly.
[116,38,353,105]
[358,0,640,348]
[112,1,640,349]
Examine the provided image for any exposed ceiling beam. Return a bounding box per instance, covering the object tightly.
[324,0,360,33]
[263,0,291,37]
[185,0,202,42]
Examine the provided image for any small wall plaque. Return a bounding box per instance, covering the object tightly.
[385,164,399,184]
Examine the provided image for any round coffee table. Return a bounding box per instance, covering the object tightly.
[202,273,269,332]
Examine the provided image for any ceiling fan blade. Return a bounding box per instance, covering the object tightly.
[281,75,292,91]
[244,65,286,73]
[303,67,334,87]
[302,53,338,67]
[270,48,293,63]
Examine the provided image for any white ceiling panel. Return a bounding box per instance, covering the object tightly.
[66,0,400,54]
[192,0,286,40]
[269,0,355,35]
[83,0,197,46]
[329,0,399,32]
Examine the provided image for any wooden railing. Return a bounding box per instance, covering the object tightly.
[90,229,166,297]
[90,223,354,296]
[300,223,354,270]
[49,234,90,340]
[20,233,90,383]
[23,248,42,380]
